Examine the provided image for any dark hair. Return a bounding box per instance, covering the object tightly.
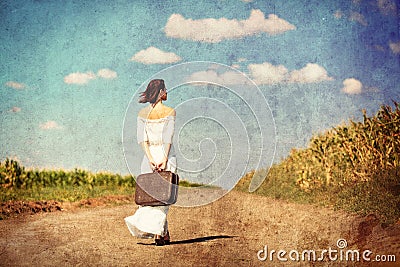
[139,79,165,103]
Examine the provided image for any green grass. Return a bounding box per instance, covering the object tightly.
[0,185,135,203]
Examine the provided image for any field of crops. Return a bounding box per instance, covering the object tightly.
[236,102,400,224]
[1,159,136,190]
[294,102,399,190]
[0,159,136,203]
[0,157,203,205]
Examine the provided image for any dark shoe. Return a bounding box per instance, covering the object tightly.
[163,231,170,245]
[155,235,165,246]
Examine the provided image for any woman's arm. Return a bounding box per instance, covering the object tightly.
[159,109,175,171]
[140,141,157,171]
[137,114,158,170]
[158,143,171,170]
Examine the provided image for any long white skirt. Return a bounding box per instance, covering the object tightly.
[125,144,176,238]
[125,206,169,238]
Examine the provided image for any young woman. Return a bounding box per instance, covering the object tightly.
[125,79,176,246]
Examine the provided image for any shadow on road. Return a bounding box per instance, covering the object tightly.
[170,235,234,245]
[137,235,234,246]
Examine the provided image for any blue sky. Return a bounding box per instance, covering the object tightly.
[1,0,399,185]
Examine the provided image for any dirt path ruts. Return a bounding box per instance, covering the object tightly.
[0,190,399,266]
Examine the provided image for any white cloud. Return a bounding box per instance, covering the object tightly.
[248,62,288,84]
[288,63,334,84]
[64,72,96,85]
[334,10,368,26]
[130,46,182,64]
[5,81,26,89]
[64,68,118,85]
[389,41,400,54]
[342,78,363,94]
[247,62,333,85]
[373,44,385,52]
[9,106,21,113]
[186,70,249,85]
[39,121,62,130]
[97,68,117,79]
[231,64,241,69]
[334,10,344,19]
[377,0,397,16]
[164,9,296,43]
[349,12,368,26]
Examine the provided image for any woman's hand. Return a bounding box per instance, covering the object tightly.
[157,158,168,171]
[150,160,158,171]
[140,142,159,171]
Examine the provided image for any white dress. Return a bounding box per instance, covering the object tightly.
[125,115,176,238]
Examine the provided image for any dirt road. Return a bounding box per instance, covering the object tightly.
[0,190,399,266]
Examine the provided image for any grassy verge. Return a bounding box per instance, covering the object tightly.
[236,167,399,225]
[236,103,400,225]
[0,185,135,203]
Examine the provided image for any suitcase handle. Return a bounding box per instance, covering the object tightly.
[152,165,167,172]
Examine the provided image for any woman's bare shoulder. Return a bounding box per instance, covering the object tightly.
[138,106,151,118]
[163,105,176,117]
[138,104,175,120]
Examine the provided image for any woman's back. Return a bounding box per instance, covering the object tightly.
[137,103,176,145]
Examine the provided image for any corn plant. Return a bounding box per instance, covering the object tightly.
[0,159,26,189]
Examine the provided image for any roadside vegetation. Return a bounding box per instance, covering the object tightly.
[236,103,400,225]
[0,159,201,206]
[0,160,136,203]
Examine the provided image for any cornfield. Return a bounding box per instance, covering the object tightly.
[0,158,202,204]
[0,159,136,190]
[291,102,399,191]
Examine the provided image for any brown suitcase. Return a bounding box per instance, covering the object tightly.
[135,171,179,206]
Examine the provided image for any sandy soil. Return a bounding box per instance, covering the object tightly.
[0,190,399,266]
